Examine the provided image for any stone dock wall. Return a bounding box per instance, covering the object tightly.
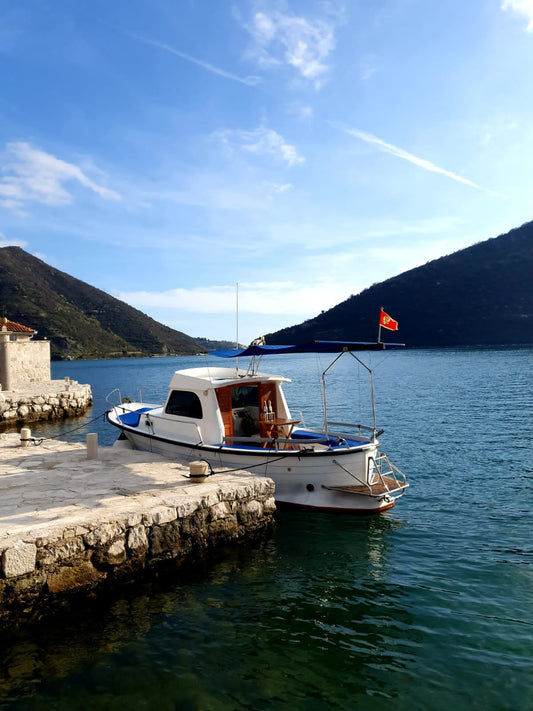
[0,379,92,426]
[0,434,275,629]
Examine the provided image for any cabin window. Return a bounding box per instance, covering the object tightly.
[165,390,203,419]
[231,386,259,409]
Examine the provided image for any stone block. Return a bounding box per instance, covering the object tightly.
[126,525,148,552]
[238,500,263,524]
[200,492,220,509]
[47,559,105,593]
[151,506,177,525]
[263,496,277,514]
[176,500,198,518]
[84,521,125,547]
[210,502,230,520]
[37,537,86,567]
[2,540,37,578]
[105,540,126,566]
[149,521,181,555]
[124,513,142,527]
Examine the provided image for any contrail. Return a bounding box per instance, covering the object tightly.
[130,33,260,86]
[332,123,498,193]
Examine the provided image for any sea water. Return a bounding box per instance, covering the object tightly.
[1,347,532,710]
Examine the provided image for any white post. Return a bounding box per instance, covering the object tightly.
[20,427,31,447]
[86,432,98,460]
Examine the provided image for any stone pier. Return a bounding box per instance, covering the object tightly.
[0,433,275,629]
[0,379,92,426]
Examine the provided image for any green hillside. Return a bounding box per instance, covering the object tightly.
[266,221,533,347]
[0,247,202,359]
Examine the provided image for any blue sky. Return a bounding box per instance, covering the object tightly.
[2,0,533,345]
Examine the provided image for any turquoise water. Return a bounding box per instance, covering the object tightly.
[1,348,533,710]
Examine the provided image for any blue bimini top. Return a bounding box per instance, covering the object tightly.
[209,340,404,358]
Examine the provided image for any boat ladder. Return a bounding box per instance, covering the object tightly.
[324,452,409,499]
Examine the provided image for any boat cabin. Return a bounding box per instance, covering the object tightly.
[161,367,294,445]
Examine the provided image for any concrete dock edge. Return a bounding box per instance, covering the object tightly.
[0,433,275,628]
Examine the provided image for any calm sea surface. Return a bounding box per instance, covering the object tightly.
[1,348,532,710]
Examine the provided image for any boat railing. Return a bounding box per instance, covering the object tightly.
[368,453,408,491]
[222,435,323,451]
[138,386,168,403]
[151,417,203,445]
[105,388,123,407]
[327,421,375,437]
[333,452,408,497]
[105,386,167,407]
[291,409,307,428]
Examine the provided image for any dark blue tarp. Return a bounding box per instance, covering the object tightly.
[209,340,404,358]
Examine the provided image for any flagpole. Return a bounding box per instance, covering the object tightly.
[378,307,383,344]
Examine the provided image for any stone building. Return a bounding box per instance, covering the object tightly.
[0,317,92,425]
[0,317,51,392]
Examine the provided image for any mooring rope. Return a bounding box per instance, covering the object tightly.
[29,409,110,446]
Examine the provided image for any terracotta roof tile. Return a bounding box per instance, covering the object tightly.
[1,319,36,333]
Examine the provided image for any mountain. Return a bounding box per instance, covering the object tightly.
[0,247,202,359]
[194,337,240,351]
[265,221,533,348]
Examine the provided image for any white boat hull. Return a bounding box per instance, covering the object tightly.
[109,413,406,512]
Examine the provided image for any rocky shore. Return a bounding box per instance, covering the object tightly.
[0,379,92,426]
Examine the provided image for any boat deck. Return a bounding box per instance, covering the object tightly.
[327,476,408,497]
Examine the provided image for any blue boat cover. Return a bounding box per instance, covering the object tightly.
[210,340,404,358]
[119,407,152,427]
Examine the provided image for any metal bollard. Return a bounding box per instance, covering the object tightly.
[20,427,31,447]
[86,432,98,460]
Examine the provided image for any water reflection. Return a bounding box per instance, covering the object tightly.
[1,511,411,709]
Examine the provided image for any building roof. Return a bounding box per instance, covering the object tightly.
[1,317,36,333]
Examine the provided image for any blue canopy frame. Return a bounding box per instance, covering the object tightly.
[209,340,404,358]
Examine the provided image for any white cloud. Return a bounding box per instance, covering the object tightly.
[289,103,314,120]
[360,57,377,81]
[0,142,121,211]
[333,124,492,191]
[115,280,350,317]
[246,9,334,88]
[0,234,27,248]
[267,182,293,194]
[129,33,261,86]
[215,126,305,167]
[502,0,533,30]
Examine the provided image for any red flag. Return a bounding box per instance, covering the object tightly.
[379,309,398,331]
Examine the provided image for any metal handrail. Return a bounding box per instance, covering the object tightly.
[327,421,374,433]
[221,434,351,452]
[138,386,168,404]
[143,413,203,445]
[223,435,326,445]
[291,409,307,427]
[105,388,122,406]
[368,453,408,492]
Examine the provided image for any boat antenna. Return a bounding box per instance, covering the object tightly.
[235,282,239,373]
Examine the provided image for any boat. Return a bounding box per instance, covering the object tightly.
[106,341,408,512]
